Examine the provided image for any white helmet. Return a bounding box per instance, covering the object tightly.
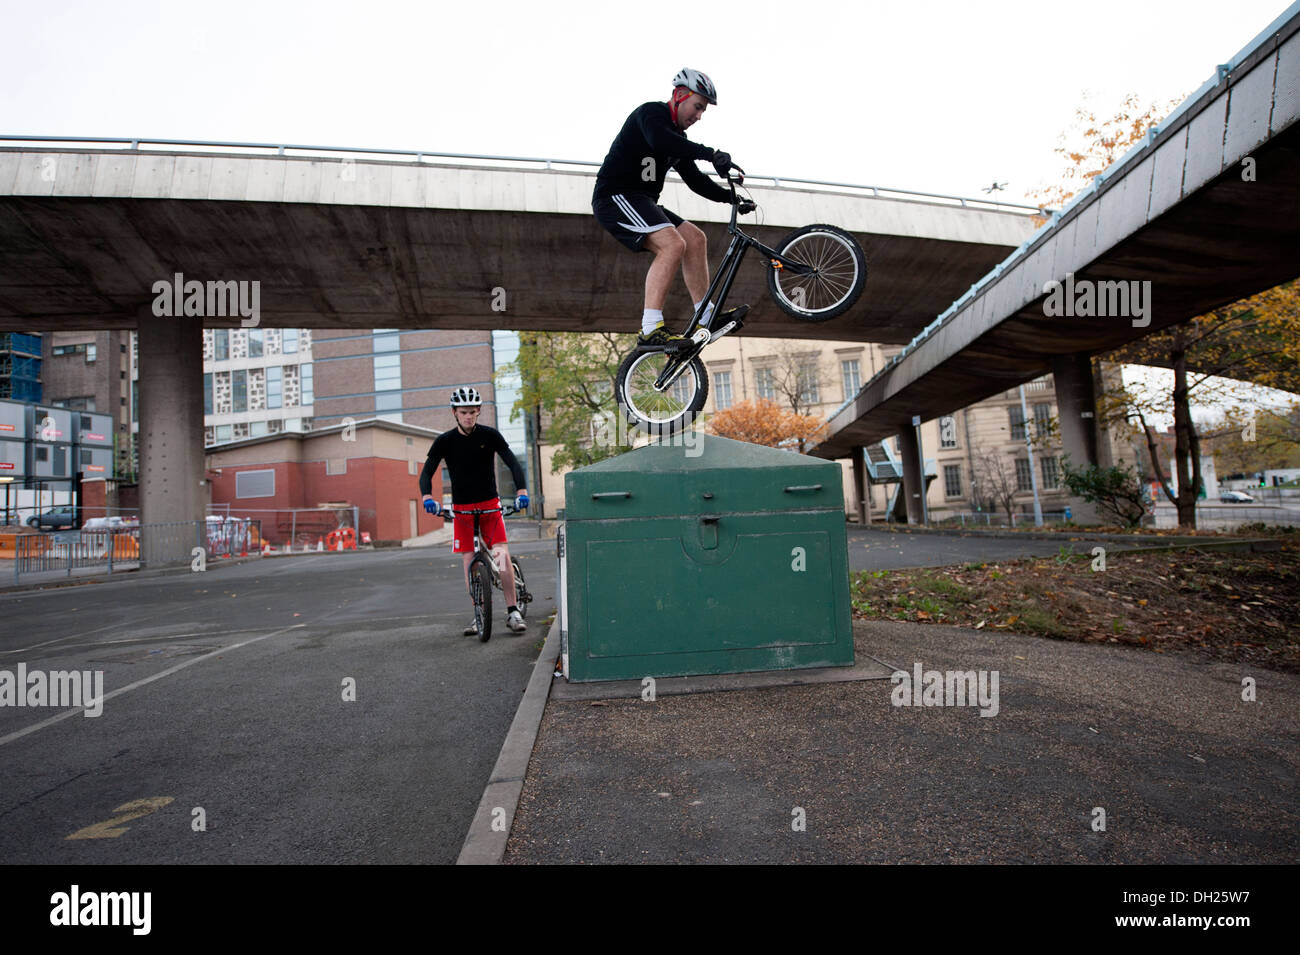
[672,68,717,105]
[450,386,481,407]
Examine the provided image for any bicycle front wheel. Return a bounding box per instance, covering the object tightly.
[616,350,709,436]
[767,224,867,321]
[470,555,493,642]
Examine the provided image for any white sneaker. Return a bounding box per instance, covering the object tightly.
[506,610,526,632]
[463,619,479,636]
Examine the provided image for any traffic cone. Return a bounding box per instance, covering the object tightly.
[316,537,323,552]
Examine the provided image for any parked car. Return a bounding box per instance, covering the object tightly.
[26,507,78,529]
[1220,490,1255,503]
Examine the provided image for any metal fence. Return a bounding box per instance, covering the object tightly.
[203,505,360,550]
[9,519,261,584]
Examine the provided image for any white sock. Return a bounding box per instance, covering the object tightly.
[642,308,664,335]
[694,300,715,324]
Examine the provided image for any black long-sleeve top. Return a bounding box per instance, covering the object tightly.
[418,424,526,503]
[593,101,731,204]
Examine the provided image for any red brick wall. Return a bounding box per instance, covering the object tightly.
[210,454,444,544]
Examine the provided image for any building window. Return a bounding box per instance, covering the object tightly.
[300,363,313,406]
[375,393,402,412]
[35,446,49,462]
[203,373,213,416]
[251,421,268,437]
[1033,402,1053,436]
[1041,456,1060,488]
[282,329,299,354]
[374,353,401,391]
[1009,406,1026,441]
[232,369,247,413]
[53,396,95,411]
[215,424,232,442]
[374,329,400,352]
[236,468,276,499]
[670,376,694,408]
[1015,457,1033,491]
[213,329,228,361]
[840,359,860,398]
[714,371,733,410]
[248,329,264,358]
[939,415,958,449]
[755,367,775,401]
[798,363,820,405]
[944,464,962,498]
[266,366,282,409]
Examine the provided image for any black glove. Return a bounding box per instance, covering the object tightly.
[712,150,732,177]
[737,199,756,214]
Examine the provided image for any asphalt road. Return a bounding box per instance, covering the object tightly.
[0,538,557,864]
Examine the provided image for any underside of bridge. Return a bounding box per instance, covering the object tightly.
[0,185,1023,344]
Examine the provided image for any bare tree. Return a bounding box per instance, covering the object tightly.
[755,341,830,417]
[972,451,1021,521]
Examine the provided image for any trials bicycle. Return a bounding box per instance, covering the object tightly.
[616,164,867,435]
[446,503,532,643]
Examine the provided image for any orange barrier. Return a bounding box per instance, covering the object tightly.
[325,527,357,551]
[0,533,48,558]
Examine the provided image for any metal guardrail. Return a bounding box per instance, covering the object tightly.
[9,519,261,584]
[0,135,1045,215]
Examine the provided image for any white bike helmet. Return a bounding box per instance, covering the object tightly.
[450,386,481,407]
[672,68,717,105]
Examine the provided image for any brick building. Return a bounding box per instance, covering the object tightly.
[203,418,448,545]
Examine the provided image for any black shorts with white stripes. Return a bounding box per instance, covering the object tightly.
[592,192,685,252]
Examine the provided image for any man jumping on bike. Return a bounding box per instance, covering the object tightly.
[419,387,530,635]
[592,68,755,348]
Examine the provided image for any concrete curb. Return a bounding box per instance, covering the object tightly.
[456,614,561,865]
[550,655,897,702]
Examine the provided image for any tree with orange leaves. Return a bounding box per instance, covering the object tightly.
[707,398,827,453]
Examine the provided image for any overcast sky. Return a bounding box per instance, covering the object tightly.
[2,0,1292,203]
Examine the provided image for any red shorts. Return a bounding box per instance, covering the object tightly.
[452,498,507,553]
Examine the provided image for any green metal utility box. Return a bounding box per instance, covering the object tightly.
[560,434,854,682]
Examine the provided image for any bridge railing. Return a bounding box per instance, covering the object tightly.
[0,135,1044,215]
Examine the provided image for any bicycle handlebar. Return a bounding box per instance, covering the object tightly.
[444,504,523,518]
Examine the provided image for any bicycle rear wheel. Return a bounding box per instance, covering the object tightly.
[616,350,708,436]
[511,559,531,617]
[469,555,493,642]
[767,224,867,321]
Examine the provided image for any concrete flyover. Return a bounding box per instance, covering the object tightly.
[0,145,1038,344]
[815,4,1300,467]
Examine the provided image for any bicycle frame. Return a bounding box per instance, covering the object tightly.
[649,167,817,390]
[449,505,508,587]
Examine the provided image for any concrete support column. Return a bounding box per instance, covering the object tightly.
[851,448,869,524]
[1052,353,1102,523]
[137,311,205,561]
[897,428,924,525]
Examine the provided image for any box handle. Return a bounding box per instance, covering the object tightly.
[591,491,632,500]
[783,484,823,493]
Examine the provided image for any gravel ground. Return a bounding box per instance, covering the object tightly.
[504,619,1299,864]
